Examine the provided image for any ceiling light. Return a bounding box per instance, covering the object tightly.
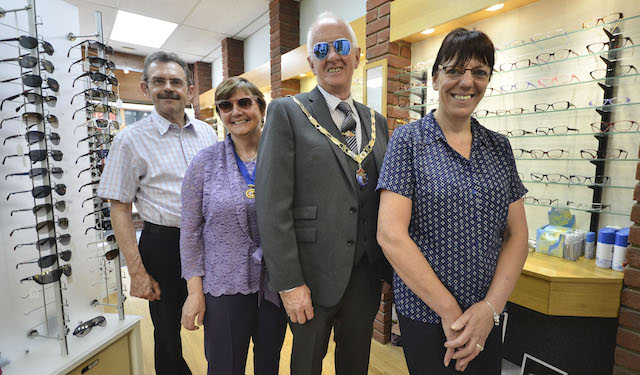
[486,3,504,11]
[421,28,435,35]
[299,73,306,77]
[123,68,130,74]
[110,10,178,48]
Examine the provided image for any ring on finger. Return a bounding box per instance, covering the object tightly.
[476,343,484,351]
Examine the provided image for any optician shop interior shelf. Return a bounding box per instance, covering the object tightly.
[505,131,640,139]
[524,203,630,216]
[408,102,640,117]
[521,180,635,189]
[394,72,640,98]
[515,158,640,162]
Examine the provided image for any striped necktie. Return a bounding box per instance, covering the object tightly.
[337,101,358,153]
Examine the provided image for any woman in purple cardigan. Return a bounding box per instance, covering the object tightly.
[179,77,286,375]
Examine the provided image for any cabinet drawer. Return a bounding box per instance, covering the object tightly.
[67,335,130,375]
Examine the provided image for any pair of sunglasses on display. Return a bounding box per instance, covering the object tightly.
[1,74,60,92]
[87,234,117,247]
[0,112,58,129]
[77,133,114,147]
[68,56,116,72]
[10,217,69,236]
[71,88,118,104]
[0,35,54,55]
[67,40,114,57]
[10,200,66,216]
[72,71,118,88]
[14,233,72,251]
[78,164,105,178]
[312,38,352,60]
[83,207,110,222]
[16,250,72,269]
[79,180,101,192]
[85,221,112,234]
[74,118,120,133]
[20,264,72,285]
[3,149,63,164]
[76,149,109,164]
[73,315,107,337]
[3,130,60,146]
[6,166,64,180]
[72,103,119,120]
[6,183,67,201]
[0,55,55,73]
[0,91,57,112]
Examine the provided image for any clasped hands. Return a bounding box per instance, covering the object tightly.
[442,301,495,372]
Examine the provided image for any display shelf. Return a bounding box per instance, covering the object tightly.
[505,130,640,139]
[497,14,640,53]
[515,158,640,162]
[469,102,640,119]
[521,180,634,189]
[524,202,629,216]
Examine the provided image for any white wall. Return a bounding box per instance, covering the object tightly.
[244,24,270,72]
[299,0,365,45]
[212,56,223,87]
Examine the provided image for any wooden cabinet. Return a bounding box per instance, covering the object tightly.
[67,335,131,375]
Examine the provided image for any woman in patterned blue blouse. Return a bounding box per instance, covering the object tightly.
[376,28,529,374]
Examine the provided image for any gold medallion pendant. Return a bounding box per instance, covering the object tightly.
[246,184,256,199]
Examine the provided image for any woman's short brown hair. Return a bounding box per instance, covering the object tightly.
[432,28,495,77]
[214,77,266,116]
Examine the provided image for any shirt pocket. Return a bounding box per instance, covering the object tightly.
[293,205,317,243]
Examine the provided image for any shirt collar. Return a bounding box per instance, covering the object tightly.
[419,109,491,147]
[150,108,193,135]
[317,85,354,111]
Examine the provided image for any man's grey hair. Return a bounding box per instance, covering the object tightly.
[306,11,358,57]
[142,51,193,85]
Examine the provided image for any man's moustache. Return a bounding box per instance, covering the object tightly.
[158,93,180,99]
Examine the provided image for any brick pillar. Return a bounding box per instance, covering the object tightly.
[366,0,411,138]
[366,0,409,344]
[192,61,213,121]
[269,0,300,99]
[222,38,244,79]
[614,156,640,374]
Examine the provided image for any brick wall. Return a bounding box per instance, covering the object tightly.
[615,154,640,374]
[269,0,301,99]
[192,61,212,121]
[222,38,244,79]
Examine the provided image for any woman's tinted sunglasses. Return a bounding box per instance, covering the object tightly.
[215,96,255,114]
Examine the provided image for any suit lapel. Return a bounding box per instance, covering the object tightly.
[354,101,384,171]
[307,87,358,193]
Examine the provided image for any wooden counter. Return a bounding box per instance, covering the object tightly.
[509,252,624,318]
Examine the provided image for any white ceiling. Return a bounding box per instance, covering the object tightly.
[64,0,270,63]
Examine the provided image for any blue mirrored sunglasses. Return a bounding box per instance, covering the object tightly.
[313,39,351,60]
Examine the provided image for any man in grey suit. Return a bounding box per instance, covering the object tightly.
[256,11,390,375]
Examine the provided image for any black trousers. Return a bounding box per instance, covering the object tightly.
[139,222,191,375]
[288,256,383,375]
[398,313,502,375]
[204,293,287,375]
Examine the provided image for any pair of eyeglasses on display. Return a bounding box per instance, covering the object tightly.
[16,250,72,269]
[3,149,63,164]
[500,29,566,49]
[14,233,72,251]
[312,38,351,60]
[473,110,496,117]
[72,71,118,88]
[496,108,526,116]
[580,149,628,159]
[81,196,107,209]
[74,118,120,133]
[85,221,112,234]
[533,101,575,112]
[0,112,58,129]
[77,133,114,147]
[590,65,637,80]
[500,81,537,93]
[586,37,634,54]
[215,96,256,113]
[77,164,105,178]
[72,103,119,120]
[87,233,117,247]
[513,149,567,159]
[523,196,558,206]
[537,74,580,87]
[3,130,60,146]
[78,180,101,192]
[20,264,72,285]
[499,59,536,71]
[6,166,64,180]
[530,173,570,183]
[68,56,116,72]
[75,149,109,164]
[591,120,639,133]
[1,91,57,112]
[565,201,610,210]
[438,65,492,80]
[497,129,534,136]
[6,183,67,201]
[0,55,55,73]
[1,74,60,92]
[73,315,107,338]
[83,207,110,222]
[485,87,502,96]
[0,35,54,55]
[569,175,611,185]
[10,200,67,216]
[67,40,114,57]
[582,12,623,29]
[535,126,579,135]
[71,88,118,105]
[10,217,69,236]
[589,97,631,106]
[535,49,580,64]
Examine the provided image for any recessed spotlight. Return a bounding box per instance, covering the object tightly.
[123,68,130,74]
[421,28,435,35]
[486,3,504,11]
[299,73,306,77]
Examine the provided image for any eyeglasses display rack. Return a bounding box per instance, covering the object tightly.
[68,10,125,321]
[394,12,639,235]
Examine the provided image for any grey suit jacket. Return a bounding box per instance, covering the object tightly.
[256,86,389,307]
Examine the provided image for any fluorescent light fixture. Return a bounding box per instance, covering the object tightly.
[486,3,504,11]
[110,10,178,48]
[421,28,435,35]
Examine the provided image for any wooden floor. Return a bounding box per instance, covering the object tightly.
[119,267,410,375]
